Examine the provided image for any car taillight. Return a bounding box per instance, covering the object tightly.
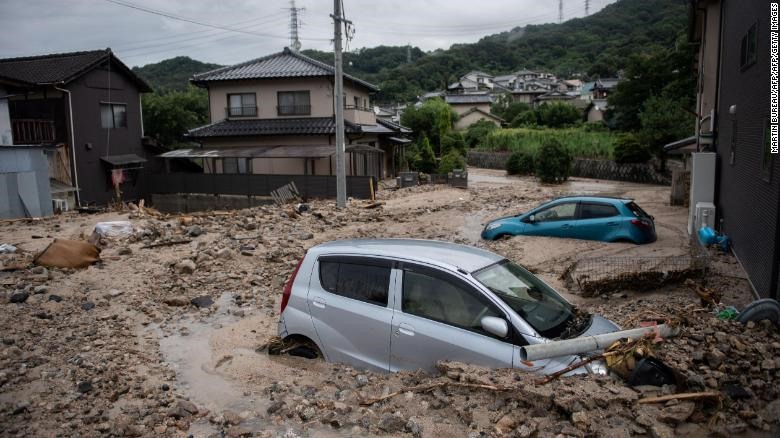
[280,256,305,314]
[631,219,650,228]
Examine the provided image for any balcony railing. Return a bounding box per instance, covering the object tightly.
[344,104,372,112]
[226,106,257,117]
[12,119,56,144]
[277,104,311,116]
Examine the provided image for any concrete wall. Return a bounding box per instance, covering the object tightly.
[0,147,53,218]
[695,0,722,137]
[0,86,12,145]
[151,193,273,214]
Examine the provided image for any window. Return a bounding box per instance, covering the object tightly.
[402,268,503,336]
[222,158,247,174]
[740,23,758,70]
[319,260,390,306]
[534,202,577,222]
[278,91,311,116]
[353,96,360,109]
[580,202,618,219]
[100,103,126,128]
[227,93,257,117]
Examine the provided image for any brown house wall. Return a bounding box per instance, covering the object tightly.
[68,60,147,206]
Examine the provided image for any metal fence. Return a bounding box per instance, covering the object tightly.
[562,237,710,296]
[147,172,376,199]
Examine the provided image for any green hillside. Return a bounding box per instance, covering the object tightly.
[132,56,222,92]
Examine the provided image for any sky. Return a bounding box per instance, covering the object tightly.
[0,0,616,68]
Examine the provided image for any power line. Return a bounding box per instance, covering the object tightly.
[102,0,329,42]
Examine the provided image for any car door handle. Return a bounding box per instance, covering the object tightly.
[606,221,618,226]
[395,323,414,337]
[311,297,326,309]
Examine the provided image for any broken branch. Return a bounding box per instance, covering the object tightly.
[360,381,505,406]
[141,239,192,249]
[638,392,722,404]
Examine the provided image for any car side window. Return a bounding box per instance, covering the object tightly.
[534,202,577,222]
[319,260,390,307]
[402,268,503,337]
[580,202,619,219]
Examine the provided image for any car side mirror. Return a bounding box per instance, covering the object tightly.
[524,214,535,223]
[481,316,509,338]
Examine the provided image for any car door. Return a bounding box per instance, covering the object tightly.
[522,201,579,238]
[389,263,514,373]
[572,202,621,241]
[307,256,394,372]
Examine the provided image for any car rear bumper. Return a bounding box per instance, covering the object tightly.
[277,315,288,339]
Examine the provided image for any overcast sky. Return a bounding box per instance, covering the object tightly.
[0,0,616,68]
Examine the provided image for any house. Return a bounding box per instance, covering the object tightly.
[0,49,151,209]
[443,93,502,130]
[592,78,619,99]
[586,99,609,123]
[678,0,778,300]
[183,48,409,180]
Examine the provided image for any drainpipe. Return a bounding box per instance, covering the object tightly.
[53,83,80,207]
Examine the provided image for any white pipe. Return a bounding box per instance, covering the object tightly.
[54,84,80,207]
[520,324,679,362]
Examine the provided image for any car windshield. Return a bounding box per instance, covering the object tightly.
[473,260,574,338]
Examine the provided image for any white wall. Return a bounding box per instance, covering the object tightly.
[0,87,12,145]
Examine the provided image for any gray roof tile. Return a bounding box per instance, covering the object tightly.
[444,94,493,104]
[187,117,362,138]
[192,47,378,91]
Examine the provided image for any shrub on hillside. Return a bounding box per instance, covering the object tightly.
[506,150,535,175]
[535,140,572,183]
[438,151,467,174]
[613,133,651,163]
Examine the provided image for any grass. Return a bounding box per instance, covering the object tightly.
[477,127,616,159]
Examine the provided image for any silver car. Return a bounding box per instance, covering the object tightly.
[277,239,619,374]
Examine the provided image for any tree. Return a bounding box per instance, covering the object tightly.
[535,140,572,183]
[438,151,467,174]
[401,98,457,154]
[613,132,651,163]
[413,137,437,174]
[142,86,209,147]
[639,95,693,166]
[506,150,535,175]
[441,132,467,156]
[491,94,530,121]
[464,119,499,148]
[535,102,582,128]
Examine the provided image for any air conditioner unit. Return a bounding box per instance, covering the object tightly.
[52,198,68,212]
[694,202,716,231]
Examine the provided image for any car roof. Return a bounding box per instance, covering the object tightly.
[546,195,632,205]
[310,238,503,273]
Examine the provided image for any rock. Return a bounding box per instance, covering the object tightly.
[190,296,213,308]
[675,423,704,436]
[355,374,369,387]
[226,426,252,437]
[166,400,198,418]
[266,400,285,414]
[635,414,655,428]
[118,247,132,255]
[760,399,780,423]
[405,417,422,437]
[32,285,48,294]
[216,248,233,259]
[572,410,589,424]
[81,302,95,311]
[705,348,726,368]
[760,359,776,370]
[333,402,351,415]
[163,296,189,307]
[657,401,695,424]
[378,414,406,433]
[105,289,123,298]
[298,406,315,421]
[650,422,675,438]
[494,414,517,435]
[223,410,242,425]
[77,381,93,393]
[9,291,29,303]
[48,294,63,302]
[175,259,196,274]
[186,225,203,237]
[298,233,314,240]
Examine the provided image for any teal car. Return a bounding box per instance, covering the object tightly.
[481,196,657,244]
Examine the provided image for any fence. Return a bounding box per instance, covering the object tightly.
[147,172,376,200]
[466,151,672,185]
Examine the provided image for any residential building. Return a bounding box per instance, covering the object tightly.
[0,49,151,209]
[682,0,778,300]
[592,78,619,99]
[443,93,502,130]
[184,48,409,180]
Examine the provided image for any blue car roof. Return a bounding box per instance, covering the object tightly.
[546,196,632,205]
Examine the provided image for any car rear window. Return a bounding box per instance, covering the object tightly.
[626,201,650,218]
[580,202,619,219]
[319,260,390,307]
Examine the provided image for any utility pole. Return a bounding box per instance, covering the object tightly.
[332,0,347,208]
[288,0,303,52]
[558,0,563,23]
[406,43,411,63]
[585,0,590,16]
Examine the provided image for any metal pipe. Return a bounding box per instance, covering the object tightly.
[519,324,679,362]
[53,83,80,207]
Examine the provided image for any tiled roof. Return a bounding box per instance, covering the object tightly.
[192,47,378,91]
[376,118,412,134]
[187,117,362,138]
[444,94,493,104]
[0,49,150,91]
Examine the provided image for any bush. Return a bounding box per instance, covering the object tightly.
[441,132,467,156]
[464,120,498,148]
[506,150,535,175]
[438,151,466,174]
[613,133,651,163]
[413,137,437,174]
[535,140,572,183]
